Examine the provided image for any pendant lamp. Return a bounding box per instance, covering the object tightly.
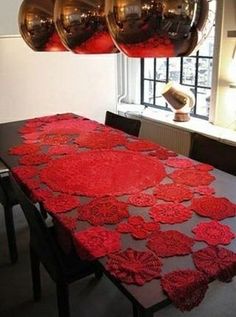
[54,0,119,54]
[105,0,215,58]
[18,0,68,51]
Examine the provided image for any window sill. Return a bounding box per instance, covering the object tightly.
[118,103,236,146]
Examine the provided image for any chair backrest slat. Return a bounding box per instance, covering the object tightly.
[189,133,236,176]
[105,111,141,137]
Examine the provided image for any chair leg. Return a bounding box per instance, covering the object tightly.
[56,282,70,317]
[4,205,18,264]
[30,245,41,301]
[133,303,140,317]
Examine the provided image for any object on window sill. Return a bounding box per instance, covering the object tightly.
[162,81,195,122]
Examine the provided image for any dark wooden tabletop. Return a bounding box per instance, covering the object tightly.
[0,118,236,313]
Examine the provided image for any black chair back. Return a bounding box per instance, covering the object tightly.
[189,133,236,176]
[105,111,141,137]
[12,177,66,281]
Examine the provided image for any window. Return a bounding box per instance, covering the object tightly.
[141,26,216,120]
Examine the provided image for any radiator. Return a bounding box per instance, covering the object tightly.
[139,118,191,156]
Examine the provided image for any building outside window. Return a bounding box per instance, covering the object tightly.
[141,25,216,120]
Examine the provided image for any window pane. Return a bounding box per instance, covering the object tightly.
[196,88,211,117]
[143,80,154,104]
[155,58,167,81]
[198,58,213,87]
[168,58,181,82]
[182,57,196,85]
[198,26,215,56]
[144,59,154,79]
[155,82,167,108]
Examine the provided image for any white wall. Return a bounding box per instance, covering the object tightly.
[0,0,22,36]
[0,37,118,123]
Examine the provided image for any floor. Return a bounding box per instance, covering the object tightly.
[0,204,236,317]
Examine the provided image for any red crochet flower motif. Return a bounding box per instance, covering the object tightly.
[192,221,235,246]
[77,197,129,225]
[23,178,41,191]
[74,131,127,149]
[39,151,166,197]
[73,227,121,260]
[147,147,177,160]
[126,139,159,151]
[9,143,40,155]
[149,203,192,224]
[19,153,50,165]
[165,157,194,169]
[169,169,215,187]
[42,194,80,214]
[154,183,193,203]
[31,188,54,203]
[190,196,236,220]
[161,270,208,311]
[40,118,98,135]
[38,134,69,145]
[128,193,156,207]
[47,145,77,156]
[117,216,160,239]
[192,246,236,282]
[12,166,38,180]
[19,125,41,134]
[194,163,214,172]
[193,186,215,196]
[106,248,162,285]
[22,131,43,142]
[147,230,194,257]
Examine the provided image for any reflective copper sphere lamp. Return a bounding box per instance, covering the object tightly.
[54,0,119,54]
[18,0,68,51]
[105,0,214,58]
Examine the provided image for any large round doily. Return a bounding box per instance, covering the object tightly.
[40,150,166,197]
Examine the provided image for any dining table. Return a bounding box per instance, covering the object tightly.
[0,113,236,317]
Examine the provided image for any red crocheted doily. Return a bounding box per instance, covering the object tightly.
[40,118,98,135]
[73,226,121,260]
[19,153,50,166]
[154,183,193,203]
[147,230,194,257]
[194,163,214,172]
[117,216,159,239]
[12,166,38,180]
[22,131,43,143]
[106,248,162,285]
[77,197,129,225]
[147,147,177,160]
[161,270,208,311]
[31,188,54,203]
[126,139,159,151]
[193,186,215,196]
[192,246,236,282]
[38,134,70,146]
[190,196,236,220]
[54,214,77,231]
[40,150,166,197]
[23,178,41,191]
[47,145,78,156]
[192,221,235,246]
[42,194,80,214]
[74,131,127,149]
[9,143,40,155]
[128,193,156,207]
[149,203,192,224]
[165,157,194,169]
[169,169,215,187]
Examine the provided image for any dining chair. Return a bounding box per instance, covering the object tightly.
[105,111,141,137]
[0,161,18,264]
[12,177,102,317]
[189,133,236,176]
